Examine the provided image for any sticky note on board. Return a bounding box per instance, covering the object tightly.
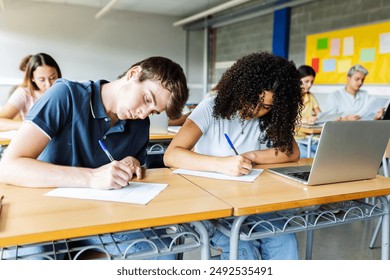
[311,58,319,73]
[379,32,390,54]
[337,59,352,73]
[330,38,341,56]
[343,36,354,56]
[323,59,336,72]
[317,38,328,50]
[360,48,376,62]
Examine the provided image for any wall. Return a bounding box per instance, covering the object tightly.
[290,0,390,103]
[185,0,390,104]
[0,1,186,104]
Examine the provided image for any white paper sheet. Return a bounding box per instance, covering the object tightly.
[356,97,389,120]
[172,168,263,182]
[44,182,168,205]
[0,130,18,139]
[167,126,181,133]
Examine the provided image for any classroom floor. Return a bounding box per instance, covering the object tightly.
[183,218,383,260]
[183,166,389,260]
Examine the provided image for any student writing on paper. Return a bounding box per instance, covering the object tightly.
[0,56,189,260]
[0,53,62,130]
[296,65,322,158]
[164,52,303,260]
[325,65,385,121]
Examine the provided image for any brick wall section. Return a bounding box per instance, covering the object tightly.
[213,0,390,66]
[216,13,273,62]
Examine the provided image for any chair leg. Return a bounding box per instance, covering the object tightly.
[383,157,389,178]
[370,216,382,249]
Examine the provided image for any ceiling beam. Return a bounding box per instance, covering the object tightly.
[95,0,118,19]
[173,0,252,27]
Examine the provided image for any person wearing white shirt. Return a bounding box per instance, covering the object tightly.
[325,65,384,120]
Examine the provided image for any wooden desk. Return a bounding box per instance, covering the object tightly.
[149,133,176,141]
[0,133,174,147]
[179,159,390,259]
[0,138,11,146]
[0,168,232,259]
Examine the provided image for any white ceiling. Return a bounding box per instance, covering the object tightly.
[25,0,230,17]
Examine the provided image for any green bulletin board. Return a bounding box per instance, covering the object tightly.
[305,21,390,84]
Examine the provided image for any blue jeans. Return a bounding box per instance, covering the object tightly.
[75,230,176,260]
[206,213,298,260]
[2,230,175,260]
[298,142,318,158]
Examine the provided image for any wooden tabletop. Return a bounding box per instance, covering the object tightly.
[180,158,390,216]
[0,133,174,146]
[297,126,323,135]
[149,133,176,141]
[0,138,11,146]
[0,168,232,247]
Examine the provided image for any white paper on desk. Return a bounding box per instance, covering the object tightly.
[44,182,168,205]
[356,97,389,120]
[0,130,18,139]
[172,168,263,182]
[168,126,181,133]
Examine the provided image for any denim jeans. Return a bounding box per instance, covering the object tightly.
[75,229,176,260]
[298,142,318,158]
[2,229,175,260]
[205,213,299,260]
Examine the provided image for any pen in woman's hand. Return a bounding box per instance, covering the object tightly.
[224,133,239,155]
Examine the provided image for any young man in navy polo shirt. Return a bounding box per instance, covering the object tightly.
[0,56,189,260]
[0,56,188,189]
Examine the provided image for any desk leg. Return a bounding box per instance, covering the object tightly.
[379,196,390,260]
[305,213,315,260]
[191,221,211,260]
[229,216,248,260]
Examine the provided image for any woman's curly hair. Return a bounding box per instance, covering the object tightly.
[213,51,303,156]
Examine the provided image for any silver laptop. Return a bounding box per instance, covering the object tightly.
[149,111,168,134]
[268,121,390,185]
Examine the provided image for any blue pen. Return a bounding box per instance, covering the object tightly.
[224,133,239,155]
[98,139,115,162]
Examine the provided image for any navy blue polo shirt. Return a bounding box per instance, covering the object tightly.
[26,79,149,168]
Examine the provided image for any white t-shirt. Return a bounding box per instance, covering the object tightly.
[7,87,42,120]
[326,88,371,117]
[188,96,267,157]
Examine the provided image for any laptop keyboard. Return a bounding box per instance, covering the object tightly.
[288,171,310,181]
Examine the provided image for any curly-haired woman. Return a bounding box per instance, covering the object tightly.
[164,51,303,260]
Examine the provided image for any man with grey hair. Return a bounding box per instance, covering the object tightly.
[325,64,385,120]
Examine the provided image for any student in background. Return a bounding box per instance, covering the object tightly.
[296,65,321,158]
[164,51,303,260]
[7,54,33,98]
[298,65,321,124]
[168,90,218,126]
[0,56,188,260]
[0,53,62,130]
[326,64,384,120]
